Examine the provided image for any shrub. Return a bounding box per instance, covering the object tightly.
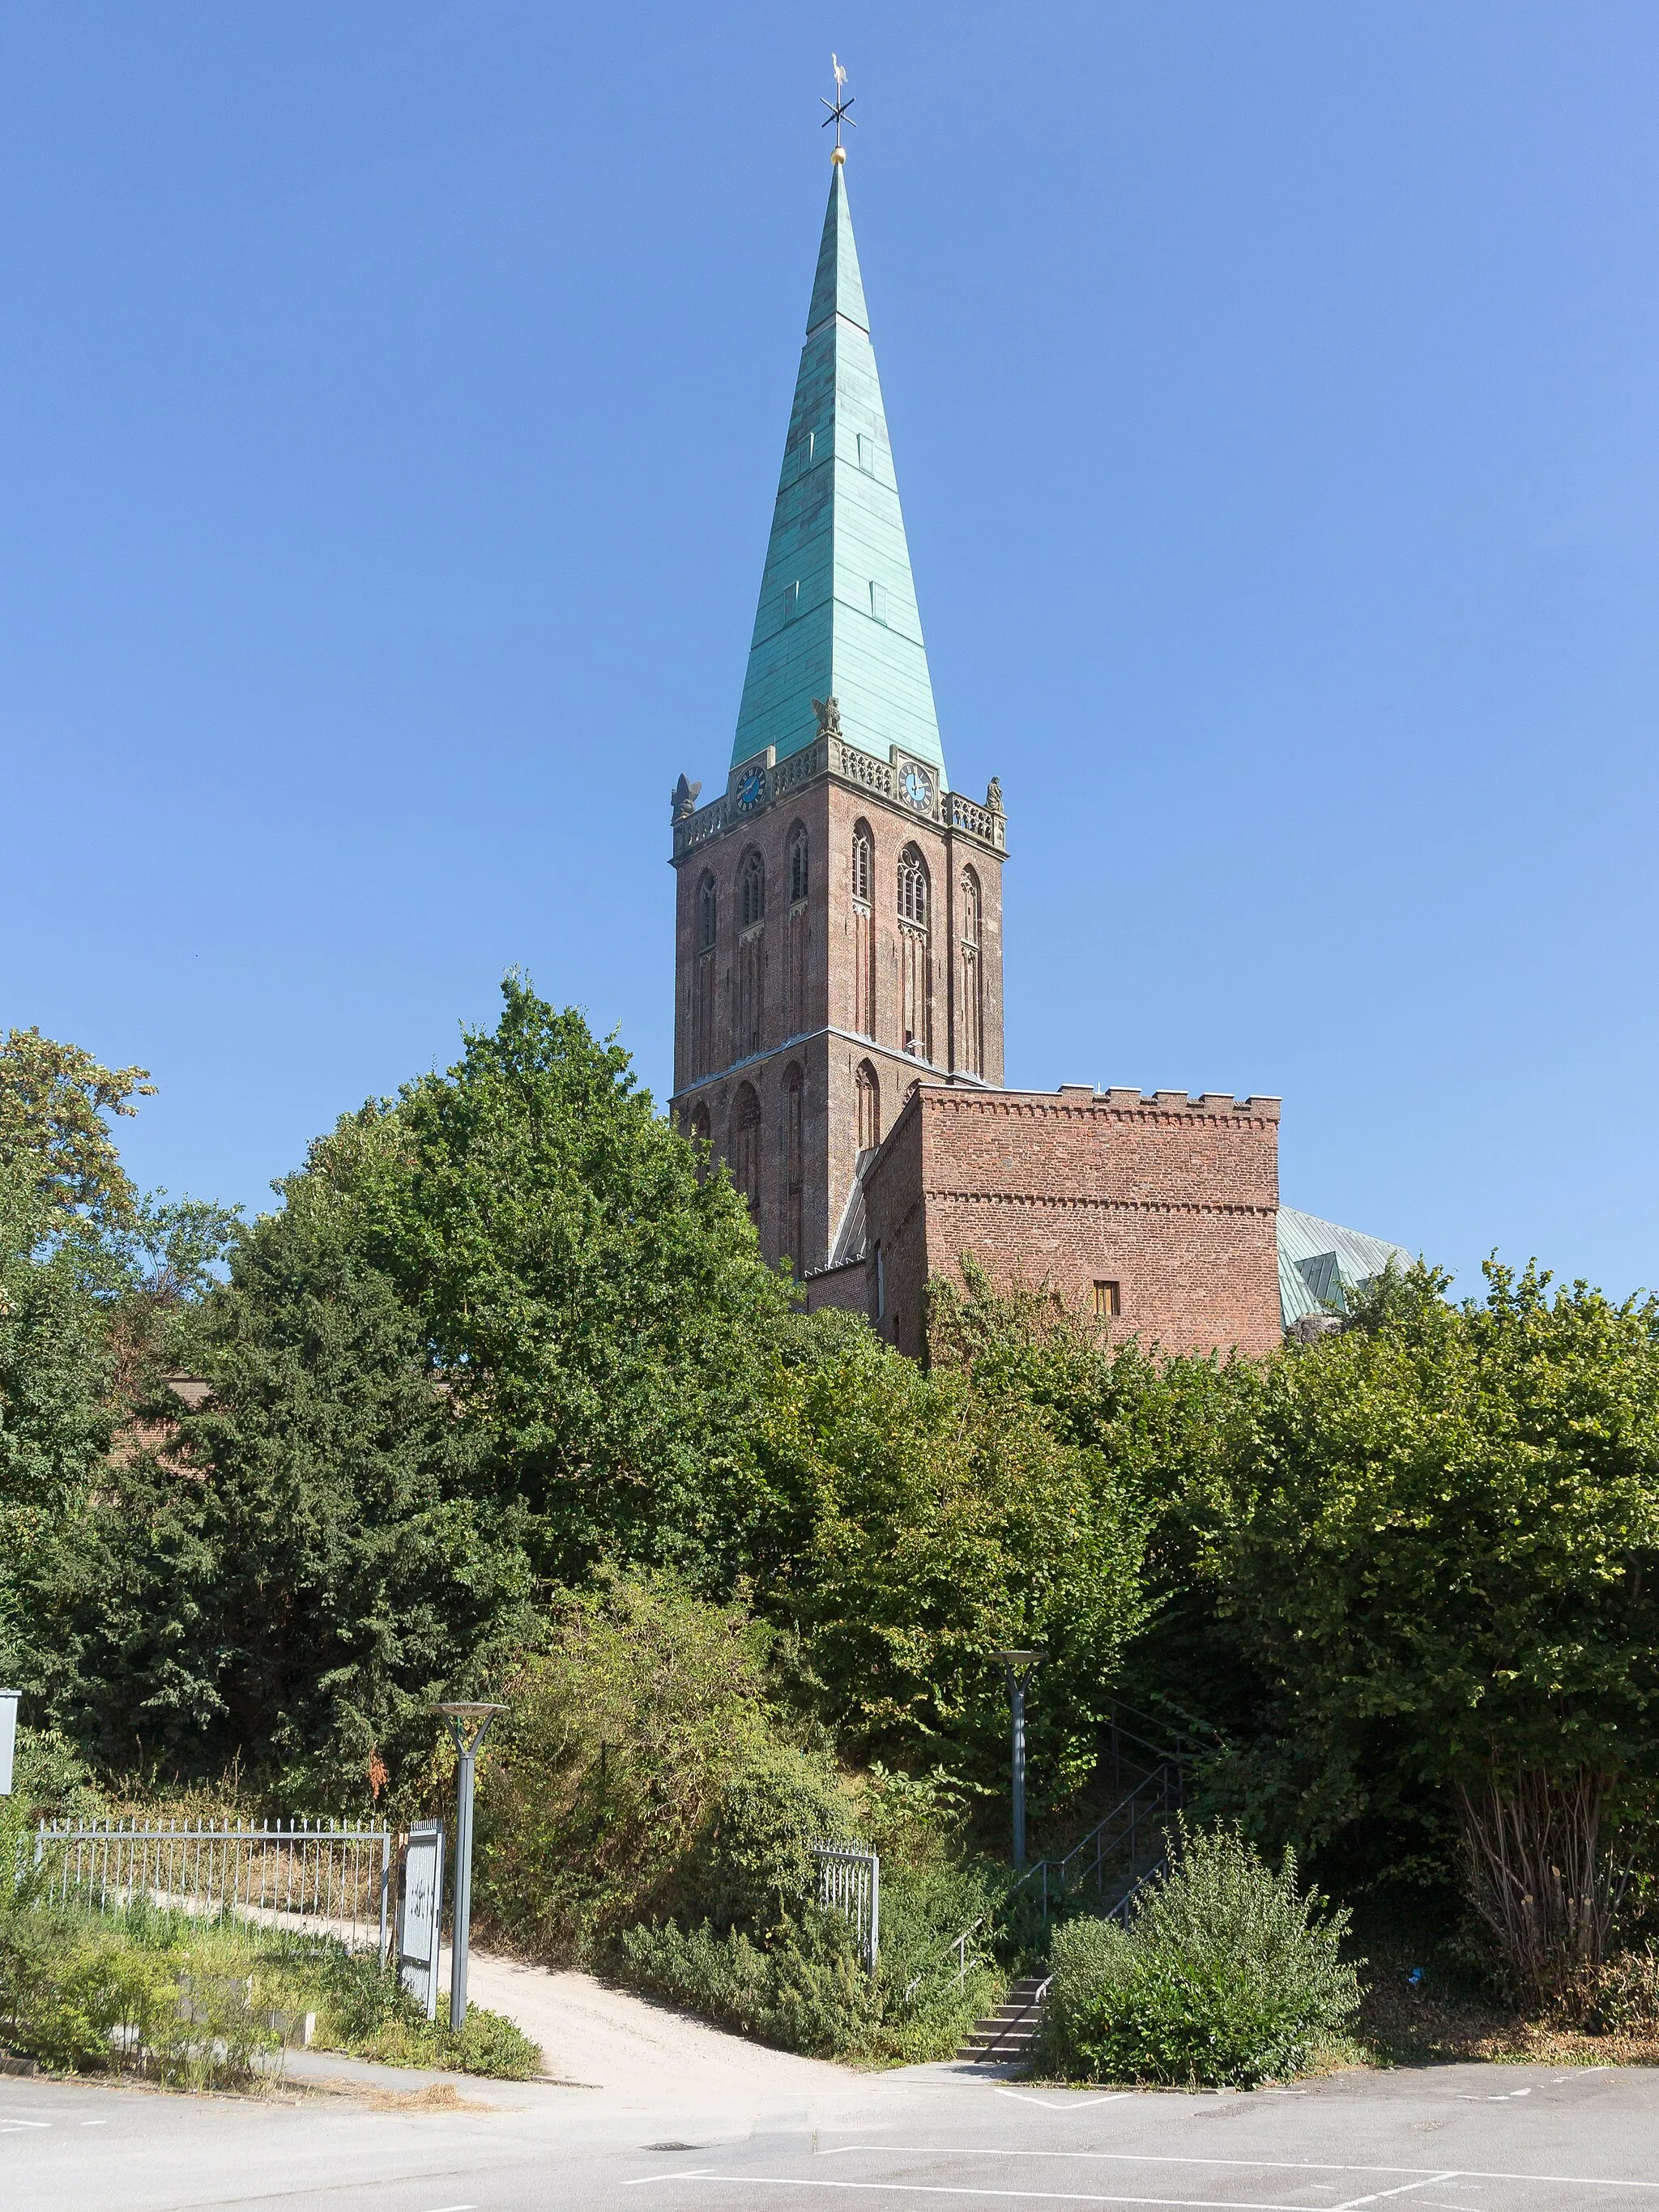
[1043,1823,1361,2087]
[686,1745,853,1932]
[618,1907,875,2058]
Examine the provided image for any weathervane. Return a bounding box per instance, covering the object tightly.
[821,53,855,160]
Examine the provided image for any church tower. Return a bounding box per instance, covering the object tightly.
[671,150,1007,1281]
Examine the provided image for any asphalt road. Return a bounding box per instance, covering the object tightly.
[5,2058,1659,2212]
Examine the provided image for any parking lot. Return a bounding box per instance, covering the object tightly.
[5,2057,1659,2212]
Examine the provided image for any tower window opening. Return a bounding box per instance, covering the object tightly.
[852,826,872,905]
[697,873,717,953]
[869,581,887,624]
[1093,1281,1121,1319]
[739,849,766,931]
[855,1059,881,1153]
[898,847,928,929]
[788,825,809,905]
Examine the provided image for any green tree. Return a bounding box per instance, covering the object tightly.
[1216,1259,1659,1982]
[0,1027,155,1234]
[360,978,795,1583]
[756,1322,1149,1802]
[33,1166,531,1796]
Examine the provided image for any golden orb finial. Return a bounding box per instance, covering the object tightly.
[831,143,846,164]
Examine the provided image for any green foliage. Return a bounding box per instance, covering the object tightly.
[0,1027,155,1235]
[27,1162,531,1796]
[757,1317,1149,1802]
[360,977,795,1585]
[1042,1823,1361,2086]
[1212,1260,1659,1852]
[688,1745,853,1932]
[618,1907,876,2058]
[474,1571,802,1959]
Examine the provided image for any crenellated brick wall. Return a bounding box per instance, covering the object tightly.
[848,1083,1282,1361]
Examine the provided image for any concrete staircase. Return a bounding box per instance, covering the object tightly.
[956,1975,1051,2065]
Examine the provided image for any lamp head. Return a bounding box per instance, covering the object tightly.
[437,1699,506,1754]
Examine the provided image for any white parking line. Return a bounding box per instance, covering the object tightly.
[817,2145,1659,2191]
[638,2180,1388,2208]
[992,2092,1132,2112]
[1331,2178,1458,2210]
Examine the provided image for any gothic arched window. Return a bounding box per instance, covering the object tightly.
[898,846,929,929]
[784,825,809,1035]
[739,849,766,931]
[898,846,932,1059]
[855,1059,881,1153]
[689,1099,711,1177]
[958,867,984,1080]
[692,874,718,1079]
[783,1062,804,1267]
[731,1083,761,1222]
[851,820,876,1039]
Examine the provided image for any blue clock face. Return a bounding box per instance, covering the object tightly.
[736,769,766,812]
[901,765,934,812]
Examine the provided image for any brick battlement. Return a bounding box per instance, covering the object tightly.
[915,1085,1282,1123]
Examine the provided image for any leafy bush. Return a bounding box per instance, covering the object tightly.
[1042,1824,1361,2087]
[475,1571,824,1961]
[687,1745,853,1931]
[0,1822,539,2087]
[618,1907,875,2057]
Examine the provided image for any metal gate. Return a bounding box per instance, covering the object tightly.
[814,1842,880,1975]
[33,1817,391,1961]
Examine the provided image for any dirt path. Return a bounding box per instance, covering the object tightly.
[444,1941,858,2102]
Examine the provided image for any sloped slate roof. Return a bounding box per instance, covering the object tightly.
[1277,1205,1414,1330]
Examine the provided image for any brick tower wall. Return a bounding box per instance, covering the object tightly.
[669,744,1006,1279]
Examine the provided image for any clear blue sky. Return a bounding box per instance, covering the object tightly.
[5,4,1657,1300]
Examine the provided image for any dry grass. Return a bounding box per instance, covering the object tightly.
[1358,1971,1659,2069]
[301,2076,501,2112]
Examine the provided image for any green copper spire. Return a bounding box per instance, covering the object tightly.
[731,161,947,786]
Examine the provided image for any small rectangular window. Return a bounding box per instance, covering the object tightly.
[781,580,800,626]
[857,433,875,475]
[869,582,887,624]
[1093,1281,1120,1319]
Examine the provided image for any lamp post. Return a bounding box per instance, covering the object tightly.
[994,1652,1040,1868]
[436,1701,505,2032]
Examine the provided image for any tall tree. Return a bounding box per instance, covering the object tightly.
[358,978,795,1583]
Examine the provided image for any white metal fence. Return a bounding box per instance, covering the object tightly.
[814,1842,879,1975]
[33,1818,392,1961]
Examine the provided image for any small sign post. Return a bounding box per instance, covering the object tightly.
[0,1691,19,1796]
[398,1821,445,2021]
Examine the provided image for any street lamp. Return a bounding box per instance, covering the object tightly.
[437,1701,505,2032]
[994,1652,1041,1868]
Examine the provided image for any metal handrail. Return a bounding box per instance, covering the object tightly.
[1011,1762,1180,1920]
[902,1916,985,2002]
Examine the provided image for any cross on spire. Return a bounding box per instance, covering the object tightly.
[821,53,855,156]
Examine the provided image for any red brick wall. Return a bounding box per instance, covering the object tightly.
[859,1084,1282,1361]
[669,756,1005,1278]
